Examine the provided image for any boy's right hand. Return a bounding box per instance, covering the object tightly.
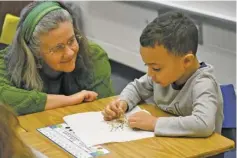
[102,99,128,121]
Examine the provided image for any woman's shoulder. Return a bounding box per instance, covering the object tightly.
[88,41,109,60]
[87,41,111,78]
[0,46,9,65]
[0,46,8,56]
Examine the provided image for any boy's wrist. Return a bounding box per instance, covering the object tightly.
[119,100,128,112]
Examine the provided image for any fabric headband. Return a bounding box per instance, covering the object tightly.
[21,1,62,43]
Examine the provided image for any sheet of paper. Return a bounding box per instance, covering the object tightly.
[63,106,154,147]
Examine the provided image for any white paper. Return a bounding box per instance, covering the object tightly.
[63,107,154,147]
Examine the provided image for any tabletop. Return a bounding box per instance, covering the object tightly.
[18,96,235,158]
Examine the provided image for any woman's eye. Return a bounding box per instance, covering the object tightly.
[68,37,75,45]
[57,45,65,50]
[152,68,161,72]
[68,39,74,45]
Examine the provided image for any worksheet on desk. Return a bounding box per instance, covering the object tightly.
[63,106,154,147]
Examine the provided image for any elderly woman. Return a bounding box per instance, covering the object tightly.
[0,1,114,115]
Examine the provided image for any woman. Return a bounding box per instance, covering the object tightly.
[0,104,47,158]
[0,1,114,115]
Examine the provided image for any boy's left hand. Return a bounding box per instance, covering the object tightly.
[128,111,157,131]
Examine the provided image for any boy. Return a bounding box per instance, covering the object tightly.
[102,12,223,137]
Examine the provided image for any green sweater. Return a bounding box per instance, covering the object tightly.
[0,42,114,115]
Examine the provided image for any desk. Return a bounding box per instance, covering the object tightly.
[18,127,26,133]
[18,97,235,158]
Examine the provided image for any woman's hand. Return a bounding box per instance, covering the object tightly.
[80,90,98,102]
[45,91,98,110]
[70,90,98,104]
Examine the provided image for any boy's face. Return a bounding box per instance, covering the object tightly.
[140,44,186,87]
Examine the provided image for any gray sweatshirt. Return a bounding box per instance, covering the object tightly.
[120,63,223,137]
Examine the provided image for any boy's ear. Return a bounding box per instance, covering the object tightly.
[182,52,195,68]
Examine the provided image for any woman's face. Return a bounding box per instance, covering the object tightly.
[39,21,79,72]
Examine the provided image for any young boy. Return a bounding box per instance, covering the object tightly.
[102,12,223,137]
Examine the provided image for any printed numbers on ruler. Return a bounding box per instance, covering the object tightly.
[38,127,93,158]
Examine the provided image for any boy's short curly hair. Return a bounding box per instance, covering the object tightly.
[140,12,198,56]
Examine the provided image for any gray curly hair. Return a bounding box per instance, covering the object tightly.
[5,1,92,91]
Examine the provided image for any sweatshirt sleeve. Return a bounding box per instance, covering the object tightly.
[119,74,154,111]
[154,78,219,137]
[0,50,46,115]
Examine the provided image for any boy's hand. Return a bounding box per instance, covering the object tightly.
[102,99,128,121]
[128,111,157,131]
